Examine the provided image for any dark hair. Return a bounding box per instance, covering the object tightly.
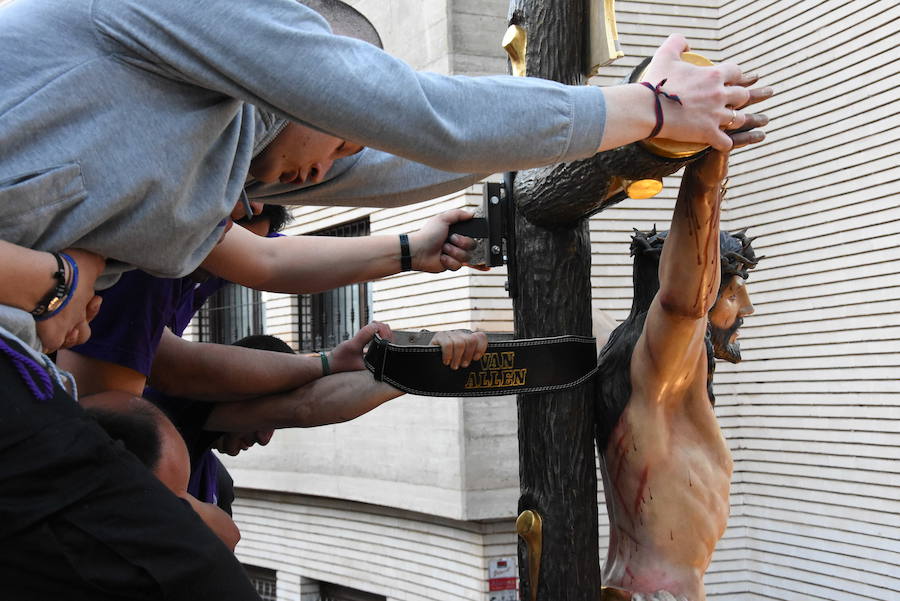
[232,334,294,354]
[235,204,292,234]
[86,405,162,470]
[594,227,758,451]
[719,229,759,292]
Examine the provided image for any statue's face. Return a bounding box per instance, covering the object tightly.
[708,275,754,363]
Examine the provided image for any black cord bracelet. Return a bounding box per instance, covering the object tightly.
[30,252,68,319]
[399,234,412,272]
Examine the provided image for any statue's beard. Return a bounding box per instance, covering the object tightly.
[710,318,743,364]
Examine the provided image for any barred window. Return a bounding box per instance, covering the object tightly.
[243,565,277,601]
[197,283,265,344]
[298,218,372,352]
[319,582,385,601]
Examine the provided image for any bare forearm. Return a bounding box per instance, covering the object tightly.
[255,235,403,293]
[205,371,402,432]
[202,227,404,294]
[658,154,727,317]
[150,329,326,401]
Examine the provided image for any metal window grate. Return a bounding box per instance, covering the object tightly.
[198,282,265,344]
[319,582,385,601]
[298,218,371,352]
[243,565,277,601]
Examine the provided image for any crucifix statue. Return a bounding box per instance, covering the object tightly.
[503,2,769,600]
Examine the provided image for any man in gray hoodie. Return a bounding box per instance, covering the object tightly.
[0,0,768,597]
[0,0,763,354]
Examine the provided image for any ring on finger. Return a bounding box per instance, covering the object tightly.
[724,107,738,129]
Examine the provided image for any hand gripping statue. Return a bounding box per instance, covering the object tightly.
[595,148,760,601]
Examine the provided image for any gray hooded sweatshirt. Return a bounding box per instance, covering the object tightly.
[0,0,606,348]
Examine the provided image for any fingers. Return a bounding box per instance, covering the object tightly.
[709,129,734,153]
[655,33,690,59]
[432,332,453,367]
[432,330,488,370]
[729,113,768,149]
[360,320,392,342]
[731,71,760,88]
[717,61,744,85]
[472,331,488,361]
[441,240,471,271]
[719,106,745,131]
[447,232,476,250]
[255,430,274,446]
[741,85,774,109]
[40,330,66,355]
[729,128,765,149]
[736,112,769,131]
[440,254,462,271]
[441,208,475,224]
[723,86,751,110]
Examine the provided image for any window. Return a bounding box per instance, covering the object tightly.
[243,565,277,601]
[319,582,385,601]
[197,283,265,344]
[298,218,372,352]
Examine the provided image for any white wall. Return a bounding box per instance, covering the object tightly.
[713,0,900,598]
[234,491,516,601]
[590,1,900,599]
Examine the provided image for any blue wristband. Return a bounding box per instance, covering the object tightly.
[35,252,78,321]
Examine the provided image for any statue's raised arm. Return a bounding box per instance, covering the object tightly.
[634,148,729,404]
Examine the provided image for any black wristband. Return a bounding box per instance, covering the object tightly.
[399,234,412,272]
[31,252,68,319]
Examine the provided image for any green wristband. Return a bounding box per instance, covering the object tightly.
[319,351,330,376]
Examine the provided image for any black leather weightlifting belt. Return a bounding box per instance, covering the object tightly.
[364,334,598,397]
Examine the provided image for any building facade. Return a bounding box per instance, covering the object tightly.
[189,1,899,600]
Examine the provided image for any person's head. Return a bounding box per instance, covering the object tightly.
[625,227,759,362]
[81,392,190,494]
[82,392,241,549]
[232,334,295,354]
[211,334,295,455]
[230,202,293,236]
[595,228,759,449]
[248,121,364,186]
[708,230,758,364]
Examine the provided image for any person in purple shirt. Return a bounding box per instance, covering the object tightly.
[60,203,490,512]
[63,206,287,512]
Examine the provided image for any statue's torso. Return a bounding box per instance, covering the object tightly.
[600,367,732,601]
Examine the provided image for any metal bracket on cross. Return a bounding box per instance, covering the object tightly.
[448,175,519,298]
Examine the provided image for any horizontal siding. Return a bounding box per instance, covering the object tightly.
[715,0,900,599]
[233,491,516,601]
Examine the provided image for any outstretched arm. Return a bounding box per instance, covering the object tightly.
[150,322,385,401]
[204,369,400,431]
[203,329,488,432]
[200,209,477,294]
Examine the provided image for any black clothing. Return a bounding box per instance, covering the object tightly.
[0,334,259,600]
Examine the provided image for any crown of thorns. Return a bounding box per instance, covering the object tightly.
[722,228,761,280]
[630,226,761,279]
